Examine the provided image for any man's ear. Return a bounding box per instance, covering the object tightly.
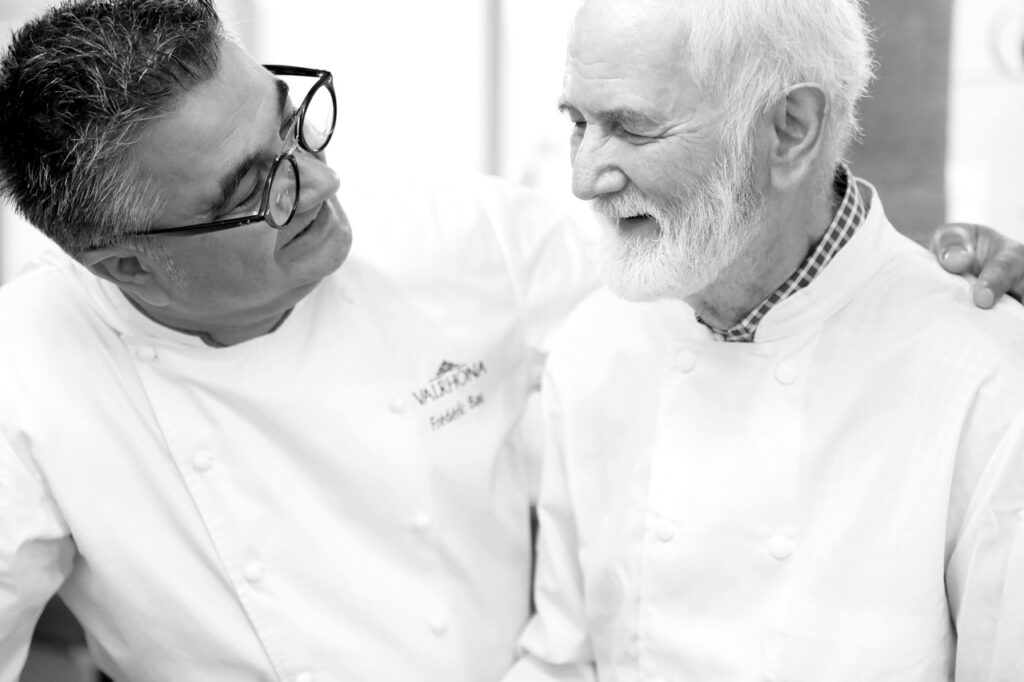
[766,83,828,191]
[79,246,172,307]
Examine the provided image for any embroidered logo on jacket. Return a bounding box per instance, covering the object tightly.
[412,360,488,405]
[412,360,489,431]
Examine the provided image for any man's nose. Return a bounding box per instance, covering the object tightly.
[571,132,627,200]
[294,150,341,214]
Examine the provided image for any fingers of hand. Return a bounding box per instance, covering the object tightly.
[977,241,1024,307]
[931,223,979,274]
[973,284,996,309]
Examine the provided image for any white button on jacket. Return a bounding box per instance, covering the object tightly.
[766,535,794,561]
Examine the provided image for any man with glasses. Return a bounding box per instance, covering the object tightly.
[0,1,1023,682]
[0,1,596,680]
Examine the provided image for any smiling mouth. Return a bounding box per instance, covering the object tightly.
[291,221,314,243]
[283,205,325,248]
[616,213,656,229]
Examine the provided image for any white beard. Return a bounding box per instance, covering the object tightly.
[592,147,765,302]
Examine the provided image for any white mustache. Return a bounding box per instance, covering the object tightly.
[592,193,659,220]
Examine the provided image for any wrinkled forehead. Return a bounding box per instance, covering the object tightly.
[569,0,687,62]
[563,0,698,112]
[566,0,691,86]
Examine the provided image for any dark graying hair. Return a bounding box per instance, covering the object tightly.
[0,0,224,255]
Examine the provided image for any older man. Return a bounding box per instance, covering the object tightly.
[0,1,599,680]
[511,0,1024,680]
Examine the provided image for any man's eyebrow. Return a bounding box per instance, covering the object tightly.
[208,79,291,215]
[557,101,664,131]
[211,153,261,216]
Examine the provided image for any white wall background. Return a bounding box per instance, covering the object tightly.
[0,0,59,280]
[1,0,1024,280]
[498,0,576,194]
[947,0,1024,241]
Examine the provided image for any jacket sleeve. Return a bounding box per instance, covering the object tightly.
[0,434,74,682]
[504,373,597,682]
[489,179,600,360]
[946,411,1024,681]
[488,179,601,502]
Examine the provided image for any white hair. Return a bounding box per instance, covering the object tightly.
[678,0,874,171]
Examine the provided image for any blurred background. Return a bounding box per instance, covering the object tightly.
[0,0,1022,679]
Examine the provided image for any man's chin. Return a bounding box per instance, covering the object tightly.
[320,199,354,275]
[601,268,700,303]
[598,245,726,303]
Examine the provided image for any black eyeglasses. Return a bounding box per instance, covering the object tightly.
[139,65,336,238]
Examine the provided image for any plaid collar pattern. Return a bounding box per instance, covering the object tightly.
[698,165,867,343]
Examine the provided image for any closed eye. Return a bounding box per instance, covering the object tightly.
[618,126,652,141]
[234,181,263,212]
[220,170,267,218]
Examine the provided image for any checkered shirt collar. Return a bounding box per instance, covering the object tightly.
[697,165,867,343]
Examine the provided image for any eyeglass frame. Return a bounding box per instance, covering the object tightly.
[136,65,336,239]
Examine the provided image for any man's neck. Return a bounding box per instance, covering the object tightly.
[686,188,835,330]
[122,293,291,347]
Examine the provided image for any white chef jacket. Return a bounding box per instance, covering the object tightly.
[0,175,598,682]
[509,187,1024,682]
